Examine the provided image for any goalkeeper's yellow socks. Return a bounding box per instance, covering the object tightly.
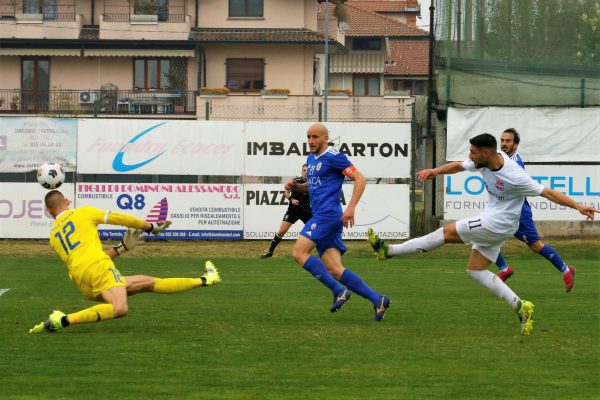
[67,304,115,325]
[153,278,202,293]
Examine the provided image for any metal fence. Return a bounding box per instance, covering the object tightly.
[0,89,197,116]
[432,0,600,107]
[199,101,413,122]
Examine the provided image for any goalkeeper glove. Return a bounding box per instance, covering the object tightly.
[113,228,145,256]
[145,221,172,235]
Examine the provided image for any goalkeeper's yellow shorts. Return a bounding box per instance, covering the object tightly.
[68,259,127,300]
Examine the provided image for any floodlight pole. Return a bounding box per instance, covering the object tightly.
[323,0,329,121]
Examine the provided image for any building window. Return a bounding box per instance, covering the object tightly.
[394,79,426,95]
[226,58,264,92]
[353,75,380,96]
[229,0,263,17]
[21,58,50,111]
[352,38,381,51]
[133,0,169,21]
[134,58,186,90]
[22,0,56,19]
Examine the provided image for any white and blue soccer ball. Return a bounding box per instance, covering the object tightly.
[37,163,65,189]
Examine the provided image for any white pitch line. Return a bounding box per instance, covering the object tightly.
[0,289,11,296]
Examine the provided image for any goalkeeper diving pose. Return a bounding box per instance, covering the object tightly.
[30,190,221,334]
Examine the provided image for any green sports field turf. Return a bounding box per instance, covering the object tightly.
[0,242,598,399]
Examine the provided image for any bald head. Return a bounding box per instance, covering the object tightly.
[306,122,329,155]
[44,190,69,218]
[307,122,328,136]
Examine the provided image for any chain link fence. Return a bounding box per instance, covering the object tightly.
[433,0,600,107]
[199,97,414,122]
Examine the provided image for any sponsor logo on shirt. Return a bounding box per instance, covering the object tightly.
[495,180,505,191]
[316,162,322,171]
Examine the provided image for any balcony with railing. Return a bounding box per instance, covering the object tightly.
[0,1,81,39]
[100,0,189,40]
[0,89,197,117]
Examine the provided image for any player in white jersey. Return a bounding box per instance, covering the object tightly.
[367,133,598,335]
[493,128,576,292]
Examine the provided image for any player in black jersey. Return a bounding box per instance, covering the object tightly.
[260,164,312,258]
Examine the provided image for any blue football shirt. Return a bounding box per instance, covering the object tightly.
[306,147,353,219]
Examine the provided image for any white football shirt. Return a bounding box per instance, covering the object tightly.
[462,151,544,235]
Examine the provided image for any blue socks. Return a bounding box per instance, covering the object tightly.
[495,253,508,271]
[303,256,344,296]
[303,257,382,305]
[539,244,568,273]
[496,245,567,274]
[339,269,381,305]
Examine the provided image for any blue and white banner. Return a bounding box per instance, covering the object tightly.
[243,184,410,240]
[77,119,244,175]
[75,182,243,240]
[76,120,412,178]
[444,165,600,221]
[0,183,75,238]
[0,117,77,172]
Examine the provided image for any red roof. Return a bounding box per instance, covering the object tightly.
[385,40,429,75]
[347,0,417,13]
[318,3,427,37]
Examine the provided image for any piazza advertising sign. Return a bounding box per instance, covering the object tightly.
[75,182,243,240]
[244,184,410,240]
[0,183,75,238]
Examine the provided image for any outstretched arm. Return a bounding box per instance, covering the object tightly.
[417,161,465,182]
[540,187,599,220]
[104,228,147,259]
[106,211,171,234]
[342,169,366,228]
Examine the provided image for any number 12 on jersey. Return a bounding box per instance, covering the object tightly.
[55,221,80,254]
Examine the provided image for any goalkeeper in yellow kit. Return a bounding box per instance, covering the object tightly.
[30,190,221,333]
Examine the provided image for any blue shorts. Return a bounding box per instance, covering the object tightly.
[513,202,540,245]
[300,216,347,257]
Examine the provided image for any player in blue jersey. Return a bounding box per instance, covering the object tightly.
[494,128,576,291]
[286,122,390,321]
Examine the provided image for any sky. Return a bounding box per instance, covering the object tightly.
[417,1,431,32]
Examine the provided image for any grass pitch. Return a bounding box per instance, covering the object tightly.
[0,239,598,399]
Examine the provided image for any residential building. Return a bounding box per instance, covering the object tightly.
[318,1,428,97]
[0,0,416,121]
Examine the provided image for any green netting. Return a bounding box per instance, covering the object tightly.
[433,0,600,107]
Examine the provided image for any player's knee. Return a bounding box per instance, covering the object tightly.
[112,303,129,318]
[529,241,544,252]
[291,247,308,265]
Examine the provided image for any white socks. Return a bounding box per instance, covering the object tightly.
[387,227,445,256]
[467,269,521,310]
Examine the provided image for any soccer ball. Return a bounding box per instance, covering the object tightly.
[37,163,65,189]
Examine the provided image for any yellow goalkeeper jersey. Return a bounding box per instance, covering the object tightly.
[49,206,146,273]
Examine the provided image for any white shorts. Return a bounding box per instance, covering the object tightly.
[456,215,512,262]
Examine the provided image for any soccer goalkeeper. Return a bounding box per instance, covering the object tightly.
[30,190,221,334]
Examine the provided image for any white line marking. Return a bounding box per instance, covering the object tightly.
[0,289,11,296]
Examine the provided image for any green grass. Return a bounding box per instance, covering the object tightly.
[0,247,599,399]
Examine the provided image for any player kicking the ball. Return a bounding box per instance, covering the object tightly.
[367,133,598,335]
[30,190,221,334]
[493,128,576,292]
